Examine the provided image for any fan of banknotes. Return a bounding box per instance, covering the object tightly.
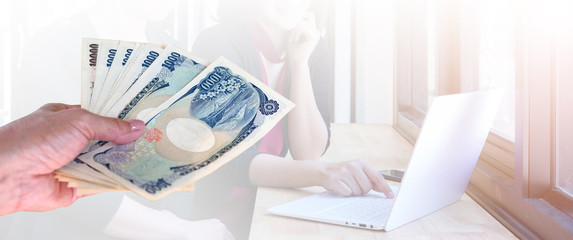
[54,38,294,201]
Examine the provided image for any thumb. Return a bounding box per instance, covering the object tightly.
[69,109,145,144]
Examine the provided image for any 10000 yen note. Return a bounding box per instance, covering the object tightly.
[89,39,119,112]
[105,45,208,120]
[78,56,294,200]
[80,38,101,109]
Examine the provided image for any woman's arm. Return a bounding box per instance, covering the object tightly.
[287,61,329,160]
[285,14,329,160]
[249,154,394,197]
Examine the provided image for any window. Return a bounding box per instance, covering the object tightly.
[553,0,573,200]
[477,0,516,141]
[466,0,516,180]
[394,0,436,143]
[556,63,573,197]
[395,0,573,238]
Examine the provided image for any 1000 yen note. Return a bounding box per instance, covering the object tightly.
[92,41,139,114]
[78,56,294,201]
[99,43,165,117]
[105,45,208,120]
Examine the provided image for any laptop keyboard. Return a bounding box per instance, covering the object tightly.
[315,193,396,224]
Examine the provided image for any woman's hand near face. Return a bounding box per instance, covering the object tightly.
[287,13,320,64]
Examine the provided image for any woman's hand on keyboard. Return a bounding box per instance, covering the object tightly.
[319,159,395,198]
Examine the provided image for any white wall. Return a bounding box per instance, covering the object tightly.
[354,0,395,124]
[332,0,353,123]
[332,0,395,124]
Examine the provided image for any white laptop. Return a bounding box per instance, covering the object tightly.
[268,89,504,231]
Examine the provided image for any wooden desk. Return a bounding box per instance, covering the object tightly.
[248,124,516,239]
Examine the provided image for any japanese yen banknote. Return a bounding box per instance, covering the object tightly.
[56,38,294,200]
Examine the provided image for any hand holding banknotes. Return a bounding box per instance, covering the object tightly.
[0,103,144,215]
[68,38,294,200]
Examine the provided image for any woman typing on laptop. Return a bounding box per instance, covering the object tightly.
[189,0,393,238]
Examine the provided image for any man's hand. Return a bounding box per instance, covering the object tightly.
[0,103,145,215]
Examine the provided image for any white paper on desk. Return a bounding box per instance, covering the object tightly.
[102,195,190,240]
[103,195,235,240]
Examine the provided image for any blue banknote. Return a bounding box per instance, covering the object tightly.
[78,57,294,200]
[106,45,208,120]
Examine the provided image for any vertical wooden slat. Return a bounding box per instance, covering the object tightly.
[436,0,461,95]
[524,0,553,198]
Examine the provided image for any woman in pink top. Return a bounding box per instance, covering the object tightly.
[191,1,393,239]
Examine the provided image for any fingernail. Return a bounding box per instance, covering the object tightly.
[128,120,145,131]
[387,191,395,199]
